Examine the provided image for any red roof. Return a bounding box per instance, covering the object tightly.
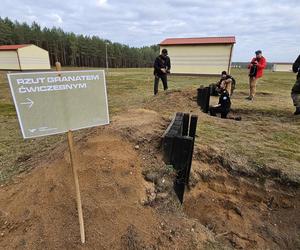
[0,44,30,50]
[160,36,236,45]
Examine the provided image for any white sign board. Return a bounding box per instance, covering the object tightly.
[8,70,109,138]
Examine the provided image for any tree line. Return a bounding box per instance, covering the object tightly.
[0,17,159,68]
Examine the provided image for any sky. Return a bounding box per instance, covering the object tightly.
[1,0,299,62]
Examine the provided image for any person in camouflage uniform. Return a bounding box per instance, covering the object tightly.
[291,55,300,115]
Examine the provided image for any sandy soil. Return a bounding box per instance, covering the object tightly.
[0,95,299,249]
[185,158,300,249]
[0,109,211,250]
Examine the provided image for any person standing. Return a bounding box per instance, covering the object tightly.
[246,50,267,101]
[153,49,171,95]
[291,55,300,115]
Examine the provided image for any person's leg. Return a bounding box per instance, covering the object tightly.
[210,106,222,117]
[247,77,252,99]
[248,77,257,99]
[291,93,300,115]
[161,74,168,91]
[221,110,229,119]
[154,74,159,95]
[209,106,217,116]
[291,79,300,115]
[252,78,258,97]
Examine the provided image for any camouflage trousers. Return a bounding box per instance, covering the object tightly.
[291,79,300,107]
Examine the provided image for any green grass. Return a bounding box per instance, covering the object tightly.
[0,67,299,183]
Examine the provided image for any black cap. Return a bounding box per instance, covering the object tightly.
[221,71,227,75]
[162,48,168,55]
[255,50,262,55]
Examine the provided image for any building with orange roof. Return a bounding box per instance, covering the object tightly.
[0,44,50,70]
[159,36,236,75]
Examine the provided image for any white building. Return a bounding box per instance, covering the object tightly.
[0,44,51,70]
[159,36,236,75]
[272,63,293,72]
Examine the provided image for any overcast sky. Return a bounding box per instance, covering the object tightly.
[1,0,299,62]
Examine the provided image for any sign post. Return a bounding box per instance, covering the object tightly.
[7,70,109,243]
[67,130,85,243]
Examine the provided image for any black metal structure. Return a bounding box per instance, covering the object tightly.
[162,112,198,203]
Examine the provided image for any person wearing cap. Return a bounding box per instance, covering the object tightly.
[246,50,267,101]
[218,71,236,96]
[291,54,300,115]
[153,48,171,95]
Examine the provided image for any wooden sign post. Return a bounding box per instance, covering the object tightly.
[67,130,85,243]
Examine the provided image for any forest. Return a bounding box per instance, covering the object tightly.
[0,17,159,68]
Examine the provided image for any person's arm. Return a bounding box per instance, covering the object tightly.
[166,56,171,71]
[248,58,255,69]
[154,57,161,72]
[292,55,300,73]
[224,78,233,84]
[154,57,167,73]
[257,57,266,69]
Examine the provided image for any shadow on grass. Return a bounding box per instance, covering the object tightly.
[231,107,298,123]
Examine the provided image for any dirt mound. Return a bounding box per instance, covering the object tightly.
[0,131,158,249]
[0,109,212,249]
[111,108,166,140]
[184,149,300,249]
[143,89,199,115]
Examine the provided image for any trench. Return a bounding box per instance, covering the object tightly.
[183,158,300,249]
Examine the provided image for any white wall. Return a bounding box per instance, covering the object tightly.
[273,64,293,72]
[160,44,233,75]
[18,45,51,70]
[0,51,20,70]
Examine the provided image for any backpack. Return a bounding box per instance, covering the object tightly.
[249,64,257,77]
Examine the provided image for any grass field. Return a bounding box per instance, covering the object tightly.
[0,67,299,184]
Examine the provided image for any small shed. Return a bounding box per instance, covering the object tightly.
[0,44,51,70]
[272,63,293,72]
[159,36,236,75]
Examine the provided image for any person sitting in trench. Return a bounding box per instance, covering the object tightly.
[210,71,235,96]
[209,81,231,119]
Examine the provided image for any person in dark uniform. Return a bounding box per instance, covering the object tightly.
[292,55,300,115]
[209,81,231,118]
[153,48,171,95]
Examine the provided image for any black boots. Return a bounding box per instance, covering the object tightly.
[294,107,300,115]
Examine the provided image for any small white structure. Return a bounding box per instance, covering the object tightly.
[272,63,293,72]
[0,44,51,70]
[159,36,236,75]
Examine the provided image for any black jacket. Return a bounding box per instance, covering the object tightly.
[219,90,231,111]
[293,55,300,79]
[153,55,171,75]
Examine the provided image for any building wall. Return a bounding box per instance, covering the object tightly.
[273,64,293,72]
[160,44,233,75]
[0,51,20,70]
[18,45,51,70]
